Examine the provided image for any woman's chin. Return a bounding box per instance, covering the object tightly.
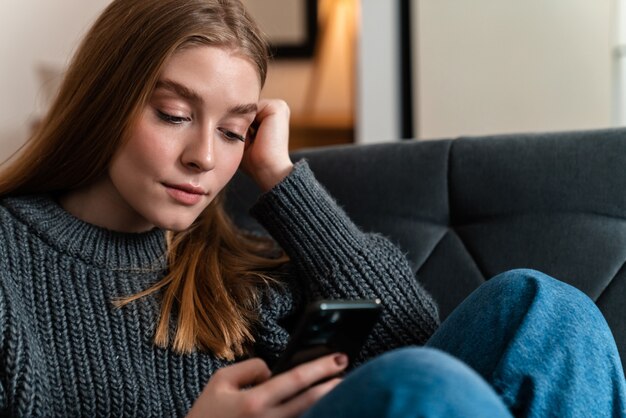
[145,203,209,232]
[158,219,195,232]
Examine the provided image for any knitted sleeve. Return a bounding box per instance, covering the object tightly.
[0,271,52,416]
[250,160,440,363]
[0,215,53,417]
[0,282,6,413]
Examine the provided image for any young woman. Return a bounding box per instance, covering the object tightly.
[0,0,624,417]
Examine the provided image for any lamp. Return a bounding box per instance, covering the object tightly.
[302,0,357,124]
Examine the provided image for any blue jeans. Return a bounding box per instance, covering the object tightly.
[303,269,626,417]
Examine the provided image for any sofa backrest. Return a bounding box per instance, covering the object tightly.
[225,128,626,361]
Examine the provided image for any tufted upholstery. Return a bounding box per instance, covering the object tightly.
[225,128,626,362]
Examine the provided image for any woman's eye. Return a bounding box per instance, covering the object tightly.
[218,128,245,143]
[157,110,191,125]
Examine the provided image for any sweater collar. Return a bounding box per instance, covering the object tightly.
[3,195,167,271]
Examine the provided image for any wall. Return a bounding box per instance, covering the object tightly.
[4,1,615,157]
[0,0,315,163]
[413,1,616,140]
[356,0,401,144]
[0,0,112,162]
[614,0,626,125]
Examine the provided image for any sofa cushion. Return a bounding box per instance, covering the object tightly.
[225,128,626,362]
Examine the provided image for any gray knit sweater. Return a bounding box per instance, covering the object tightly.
[0,161,439,417]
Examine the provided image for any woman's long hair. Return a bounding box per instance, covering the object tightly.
[0,0,287,360]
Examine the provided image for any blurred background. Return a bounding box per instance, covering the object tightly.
[1,0,625,162]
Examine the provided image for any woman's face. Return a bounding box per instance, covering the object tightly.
[97,46,260,232]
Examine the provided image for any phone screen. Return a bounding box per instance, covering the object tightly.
[271,299,382,375]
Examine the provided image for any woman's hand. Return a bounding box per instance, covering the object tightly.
[240,99,294,192]
[186,354,347,418]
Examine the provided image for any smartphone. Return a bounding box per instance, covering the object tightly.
[271,299,382,375]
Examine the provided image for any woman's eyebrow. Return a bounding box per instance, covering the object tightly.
[155,79,202,103]
[155,79,257,116]
[227,103,257,116]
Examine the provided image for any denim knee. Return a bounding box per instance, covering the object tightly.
[355,346,493,394]
[427,268,620,385]
[303,347,511,418]
[488,268,568,295]
[473,269,626,417]
[424,269,626,418]
[487,268,608,329]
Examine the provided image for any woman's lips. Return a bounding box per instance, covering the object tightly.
[164,183,206,206]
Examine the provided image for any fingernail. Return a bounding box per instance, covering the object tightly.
[334,354,348,367]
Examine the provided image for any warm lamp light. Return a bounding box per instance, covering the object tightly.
[302,0,358,123]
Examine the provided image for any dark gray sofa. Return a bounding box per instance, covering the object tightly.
[226,127,626,362]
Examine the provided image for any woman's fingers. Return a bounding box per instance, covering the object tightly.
[211,357,272,390]
[275,377,343,418]
[252,353,348,405]
[189,355,347,418]
[187,359,273,418]
[241,98,293,191]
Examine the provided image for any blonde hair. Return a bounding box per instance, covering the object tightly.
[0,0,286,360]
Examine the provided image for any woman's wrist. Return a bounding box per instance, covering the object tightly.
[255,161,294,192]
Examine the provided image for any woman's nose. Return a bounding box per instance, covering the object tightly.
[181,130,216,172]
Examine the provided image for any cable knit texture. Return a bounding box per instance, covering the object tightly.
[0,160,439,416]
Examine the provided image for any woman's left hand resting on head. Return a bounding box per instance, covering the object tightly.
[240,99,294,192]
